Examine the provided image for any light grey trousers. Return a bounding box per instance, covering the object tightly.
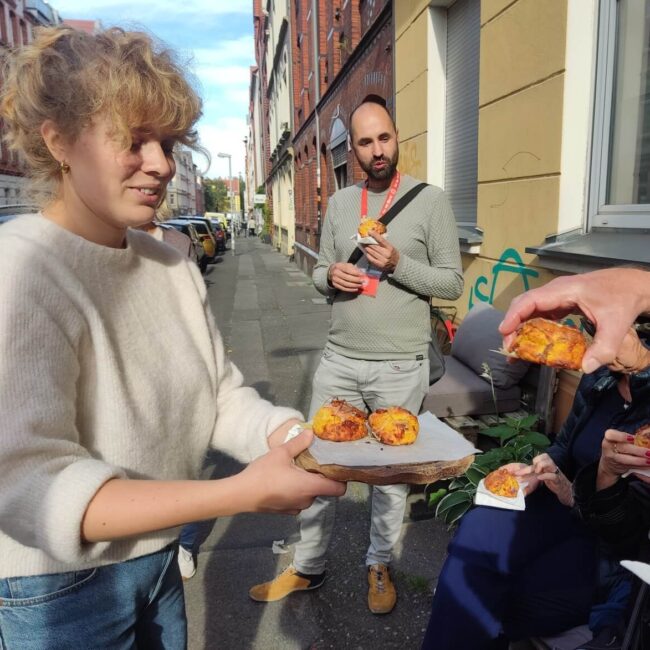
[292,347,429,574]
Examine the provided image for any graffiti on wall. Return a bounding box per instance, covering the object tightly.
[399,140,423,180]
[469,247,539,309]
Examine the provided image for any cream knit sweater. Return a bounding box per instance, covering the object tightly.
[0,214,301,578]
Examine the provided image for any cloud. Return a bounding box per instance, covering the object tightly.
[192,37,254,67]
[53,0,251,19]
[197,120,248,179]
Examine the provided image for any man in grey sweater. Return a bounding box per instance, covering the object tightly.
[250,98,463,613]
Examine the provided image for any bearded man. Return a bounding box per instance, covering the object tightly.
[249,96,463,614]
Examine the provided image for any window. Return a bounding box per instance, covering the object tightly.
[329,116,348,189]
[334,163,347,190]
[590,0,650,229]
[443,0,479,225]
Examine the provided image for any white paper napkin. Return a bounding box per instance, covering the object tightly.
[474,478,526,511]
[309,411,480,467]
[622,468,650,478]
[621,560,650,585]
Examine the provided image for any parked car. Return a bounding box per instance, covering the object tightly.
[179,214,226,244]
[0,204,38,226]
[204,212,231,240]
[175,216,220,258]
[163,220,208,272]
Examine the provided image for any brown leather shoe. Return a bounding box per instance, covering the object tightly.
[249,566,326,602]
[367,563,396,614]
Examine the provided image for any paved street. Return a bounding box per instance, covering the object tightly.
[183,236,453,650]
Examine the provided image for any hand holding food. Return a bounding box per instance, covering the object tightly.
[498,268,650,373]
[596,427,650,490]
[368,406,419,446]
[363,231,400,272]
[506,318,587,370]
[528,452,574,507]
[312,399,368,442]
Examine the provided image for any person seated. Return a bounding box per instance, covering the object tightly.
[422,327,650,650]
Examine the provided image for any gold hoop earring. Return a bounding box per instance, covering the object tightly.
[60,161,70,174]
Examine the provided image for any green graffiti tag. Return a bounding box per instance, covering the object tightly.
[470,248,539,309]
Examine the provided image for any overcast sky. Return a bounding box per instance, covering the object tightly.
[49,0,254,180]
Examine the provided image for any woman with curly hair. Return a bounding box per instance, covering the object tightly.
[0,26,344,648]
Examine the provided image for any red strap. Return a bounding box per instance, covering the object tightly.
[360,171,401,220]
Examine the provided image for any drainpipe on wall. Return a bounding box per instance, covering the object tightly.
[311,0,321,236]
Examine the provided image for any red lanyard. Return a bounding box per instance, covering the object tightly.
[360,171,400,220]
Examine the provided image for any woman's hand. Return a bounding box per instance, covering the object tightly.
[519,453,574,506]
[597,429,650,490]
[234,431,347,514]
[501,462,540,496]
[607,327,650,374]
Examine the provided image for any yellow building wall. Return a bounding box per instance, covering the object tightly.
[395,0,569,321]
[465,0,567,318]
[394,0,429,183]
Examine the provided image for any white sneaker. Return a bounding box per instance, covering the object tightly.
[178,546,196,580]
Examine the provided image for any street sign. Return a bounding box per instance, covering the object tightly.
[254,193,266,205]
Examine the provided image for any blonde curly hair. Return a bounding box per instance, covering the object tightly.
[0,26,204,198]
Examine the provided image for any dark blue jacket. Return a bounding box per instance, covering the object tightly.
[566,367,650,557]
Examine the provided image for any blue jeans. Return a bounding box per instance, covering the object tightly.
[0,544,186,650]
[179,523,199,552]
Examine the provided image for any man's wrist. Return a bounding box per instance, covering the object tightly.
[327,264,334,287]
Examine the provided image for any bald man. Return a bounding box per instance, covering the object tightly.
[250,98,463,614]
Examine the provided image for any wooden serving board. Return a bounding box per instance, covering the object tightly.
[296,450,474,485]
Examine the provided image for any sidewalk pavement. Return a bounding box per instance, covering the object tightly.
[184,237,453,650]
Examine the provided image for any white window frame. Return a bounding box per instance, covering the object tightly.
[589,0,650,229]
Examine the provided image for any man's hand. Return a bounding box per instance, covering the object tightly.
[499,268,650,373]
[363,231,400,272]
[328,262,365,292]
[606,328,650,375]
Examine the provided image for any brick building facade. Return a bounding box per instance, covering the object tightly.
[0,0,61,205]
[290,0,393,273]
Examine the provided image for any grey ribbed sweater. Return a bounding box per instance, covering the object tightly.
[312,174,464,360]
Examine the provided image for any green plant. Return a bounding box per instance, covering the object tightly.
[432,362,551,526]
[433,412,550,527]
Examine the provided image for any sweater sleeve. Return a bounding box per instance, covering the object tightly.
[312,196,337,297]
[0,254,126,564]
[189,265,303,461]
[574,462,650,557]
[389,188,464,300]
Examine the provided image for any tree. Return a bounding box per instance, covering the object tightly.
[203,178,228,212]
[238,175,246,218]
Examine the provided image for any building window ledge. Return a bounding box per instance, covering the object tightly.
[457,224,482,255]
[526,229,650,274]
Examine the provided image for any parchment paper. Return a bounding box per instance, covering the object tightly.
[309,411,480,467]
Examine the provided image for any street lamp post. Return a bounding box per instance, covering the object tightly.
[217,152,235,256]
